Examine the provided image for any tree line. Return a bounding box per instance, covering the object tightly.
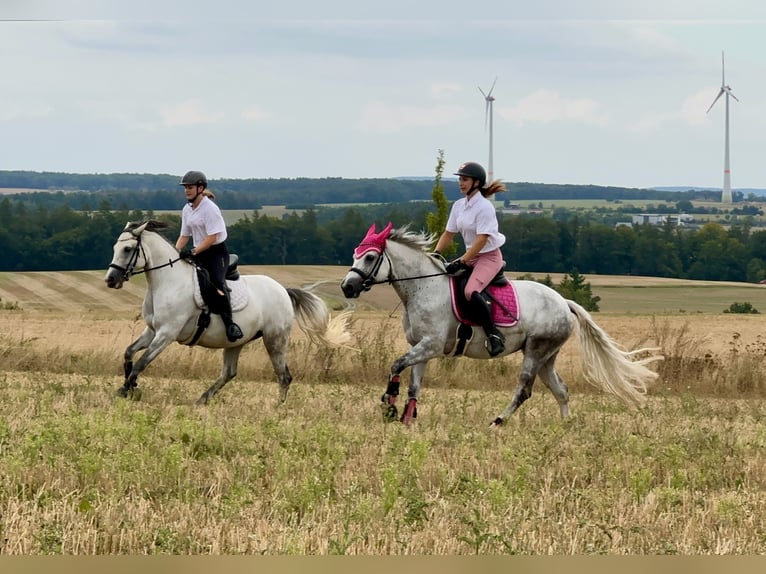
[2,197,766,284]
[4,169,750,210]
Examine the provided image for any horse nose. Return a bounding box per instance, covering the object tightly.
[340,281,357,299]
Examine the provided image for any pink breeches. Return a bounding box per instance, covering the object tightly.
[464,248,504,298]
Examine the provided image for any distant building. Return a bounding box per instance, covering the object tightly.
[631,213,692,226]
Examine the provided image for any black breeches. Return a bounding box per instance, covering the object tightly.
[195,242,229,291]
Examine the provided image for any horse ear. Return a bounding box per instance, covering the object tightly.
[132,221,149,236]
[381,221,394,236]
[362,223,377,239]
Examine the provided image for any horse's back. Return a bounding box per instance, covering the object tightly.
[240,274,294,326]
[510,279,574,336]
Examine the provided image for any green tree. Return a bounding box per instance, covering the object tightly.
[425,149,454,255]
[556,270,600,312]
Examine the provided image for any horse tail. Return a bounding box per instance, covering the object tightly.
[286,288,352,348]
[567,299,663,408]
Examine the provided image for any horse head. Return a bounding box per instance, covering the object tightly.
[341,222,394,298]
[104,220,175,289]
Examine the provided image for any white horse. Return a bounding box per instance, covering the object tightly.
[340,223,662,426]
[105,220,350,404]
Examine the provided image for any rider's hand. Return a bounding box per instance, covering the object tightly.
[179,247,194,260]
[445,259,467,275]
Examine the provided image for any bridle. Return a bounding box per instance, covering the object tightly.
[347,248,447,291]
[108,230,181,283]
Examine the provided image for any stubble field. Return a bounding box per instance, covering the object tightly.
[1,266,766,554]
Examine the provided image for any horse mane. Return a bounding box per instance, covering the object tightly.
[389,225,435,253]
[124,219,171,234]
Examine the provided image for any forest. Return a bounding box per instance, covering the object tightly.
[2,195,766,284]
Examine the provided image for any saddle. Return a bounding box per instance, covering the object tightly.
[185,255,249,346]
[448,266,520,356]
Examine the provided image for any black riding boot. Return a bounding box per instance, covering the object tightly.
[219,290,243,342]
[470,291,505,357]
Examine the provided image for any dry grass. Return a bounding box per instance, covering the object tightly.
[2,269,766,554]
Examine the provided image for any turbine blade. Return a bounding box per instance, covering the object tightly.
[484,101,489,130]
[487,76,498,97]
[478,86,488,99]
[728,90,740,102]
[721,50,725,86]
[706,88,724,113]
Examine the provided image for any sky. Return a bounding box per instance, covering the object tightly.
[2,1,766,190]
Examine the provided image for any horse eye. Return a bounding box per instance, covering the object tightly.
[364,253,376,263]
[123,246,132,253]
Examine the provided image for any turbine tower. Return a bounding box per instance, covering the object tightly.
[478,77,497,182]
[706,50,739,204]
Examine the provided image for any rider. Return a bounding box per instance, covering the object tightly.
[175,170,243,342]
[433,161,507,357]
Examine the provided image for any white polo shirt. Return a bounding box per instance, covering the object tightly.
[446,192,505,252]
[180,196,227,246]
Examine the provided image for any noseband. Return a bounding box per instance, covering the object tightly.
[348,250,390,291]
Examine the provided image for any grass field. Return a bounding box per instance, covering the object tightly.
[2,268,766,554]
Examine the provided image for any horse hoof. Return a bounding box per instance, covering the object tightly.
[129,387,142,401]
[489,417,504,427]
[116,386,129,398]
[381,403,398,422]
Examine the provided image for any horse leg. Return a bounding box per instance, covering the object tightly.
[537,354,570,418]
[491,352,541,426]
[197,346,243,405]
[263,330,293,404]
[382,342,441,422]
[119,329,177,400]
[118,326,155,397]
[401,361,427,425]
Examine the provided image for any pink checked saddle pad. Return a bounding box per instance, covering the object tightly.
[449,279,520,328]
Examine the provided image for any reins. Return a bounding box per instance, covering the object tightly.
[348,249,448,291]
[108,232,183,282]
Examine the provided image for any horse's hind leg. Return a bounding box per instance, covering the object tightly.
[264,330,293,403]
[197,346,243,405]
[537,354,570,418]
[492,353,541,426]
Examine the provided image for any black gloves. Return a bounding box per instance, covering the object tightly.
[179,247,194,260]
[445,259,467,275]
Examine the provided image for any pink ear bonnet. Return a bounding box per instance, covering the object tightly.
[353,222,394,258]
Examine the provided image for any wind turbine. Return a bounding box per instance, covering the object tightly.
[478,77,497,182]
[706,50,739,203]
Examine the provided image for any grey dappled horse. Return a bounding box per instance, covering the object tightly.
[340,223,662,426]
[105,220,350,404]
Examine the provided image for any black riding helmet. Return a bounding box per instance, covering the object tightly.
[453,162,486,188]
[179,170,208,189]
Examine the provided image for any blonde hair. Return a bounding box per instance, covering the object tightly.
[482,179,506,198]
[203,190,216,200]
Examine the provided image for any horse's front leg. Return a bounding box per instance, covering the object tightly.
[118,328,178,400]
[400,361,427,425]
[381,340,441,423]
[118,326,155,398]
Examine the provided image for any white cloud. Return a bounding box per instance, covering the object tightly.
[356,101,467,134]
[430,82,461,99]
[159,100,224,127]
[499,89,609,127]
[241,105,270,121]
[629,87,722,133]
[0,102,55,122]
